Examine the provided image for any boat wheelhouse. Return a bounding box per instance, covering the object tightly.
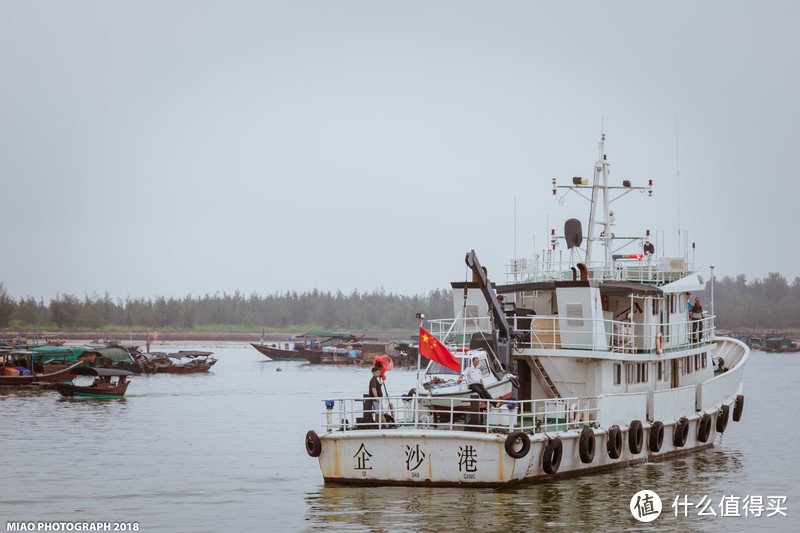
[305,135,749,487]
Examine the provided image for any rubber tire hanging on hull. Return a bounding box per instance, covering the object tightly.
[716,404,730,433]
[697,413,712,443]
[629,420,644,454]
[607,425,622,459]
[649,421,664,453]
[305,430,322,457]
[579,427,595,464]
[733,394,745,422]
[542,437,563,475]
[673,417,689,447]
[504,431,531,459]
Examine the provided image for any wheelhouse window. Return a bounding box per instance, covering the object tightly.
[427,362,460,375]
[702,352,707,368]
[614,363,622,385]
[695,354,700,371]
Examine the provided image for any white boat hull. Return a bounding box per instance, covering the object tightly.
[315,395,740,487]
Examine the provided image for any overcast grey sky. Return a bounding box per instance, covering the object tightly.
[2,1,798,301]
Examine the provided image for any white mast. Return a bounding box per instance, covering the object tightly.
[554,134,653,281]
[585,133,612,267]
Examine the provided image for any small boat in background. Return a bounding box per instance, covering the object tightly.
[155,351,216,374]
[252,332,356,361]
[132,350,216,374]
[56,367,133,398]
[0,351,84,386]
[421,348,516,407]
[250,342,308,361]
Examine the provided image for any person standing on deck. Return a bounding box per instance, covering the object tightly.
[689,297,704,343]
[368,366,387,426]
[457,357,499,408]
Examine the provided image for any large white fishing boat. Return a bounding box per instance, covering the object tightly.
[305,135,748,487]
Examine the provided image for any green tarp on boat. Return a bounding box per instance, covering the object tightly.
[30,346,131,363]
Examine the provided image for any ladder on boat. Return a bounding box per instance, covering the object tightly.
[531,357,560,398]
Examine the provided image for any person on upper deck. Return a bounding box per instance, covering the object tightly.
[457,356,500,408]
[689,297,704,343]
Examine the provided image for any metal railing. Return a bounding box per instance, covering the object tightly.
[429,315,715,354]
[320,395,600,434]
[504,258,695,285]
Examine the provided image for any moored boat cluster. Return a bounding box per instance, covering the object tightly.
[0,340,216,399]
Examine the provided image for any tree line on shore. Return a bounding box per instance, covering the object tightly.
[0,283,453,331]
[0,272,797,332]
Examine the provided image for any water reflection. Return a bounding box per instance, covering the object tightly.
[304,445,766,532]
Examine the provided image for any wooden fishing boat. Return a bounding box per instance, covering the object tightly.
[156,351,217,374]
[250,343,308,361]
[33,360,86,383]
[0,370,36,386]
[0,351,84,386]
[300,345,362,365]
[56,367,132,398]
[252,332,359,361]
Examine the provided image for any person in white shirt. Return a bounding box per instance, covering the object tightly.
[457,357,499,408]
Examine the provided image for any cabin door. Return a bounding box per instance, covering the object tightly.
[671,358,680,388]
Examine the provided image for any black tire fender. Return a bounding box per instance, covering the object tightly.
[542,436,563,475]
[674,417,689,447]
[628,420,643,454]
[733,394,744,422]
[649,421,664,453]
[698,413,712,443]
[607,425,622,459]
[579,427,595,464]
[305,430,322,457]
[716,404,730,433]
[504,431,531,459]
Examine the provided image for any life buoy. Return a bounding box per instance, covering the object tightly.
[697,413,712,443]
[542,436,563,475]
[579,427,595,463]
[655,332,664,355]
[628,420,644,454]
[504,431,531,459]
[673,417,689,447]
[305,430,322,457]
[716,404,730,433]
[568,403,579,428]
[607,425,622,459]
[733,394,744,422]
[649,421,664,452]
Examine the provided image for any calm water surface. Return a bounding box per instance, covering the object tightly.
[2,346,798,532]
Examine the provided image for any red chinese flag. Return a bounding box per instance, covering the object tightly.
[418,327,460,372]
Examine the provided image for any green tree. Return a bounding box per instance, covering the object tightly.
[0,282,16,327]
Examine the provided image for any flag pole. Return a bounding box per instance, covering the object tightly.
[415,313,425,427]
